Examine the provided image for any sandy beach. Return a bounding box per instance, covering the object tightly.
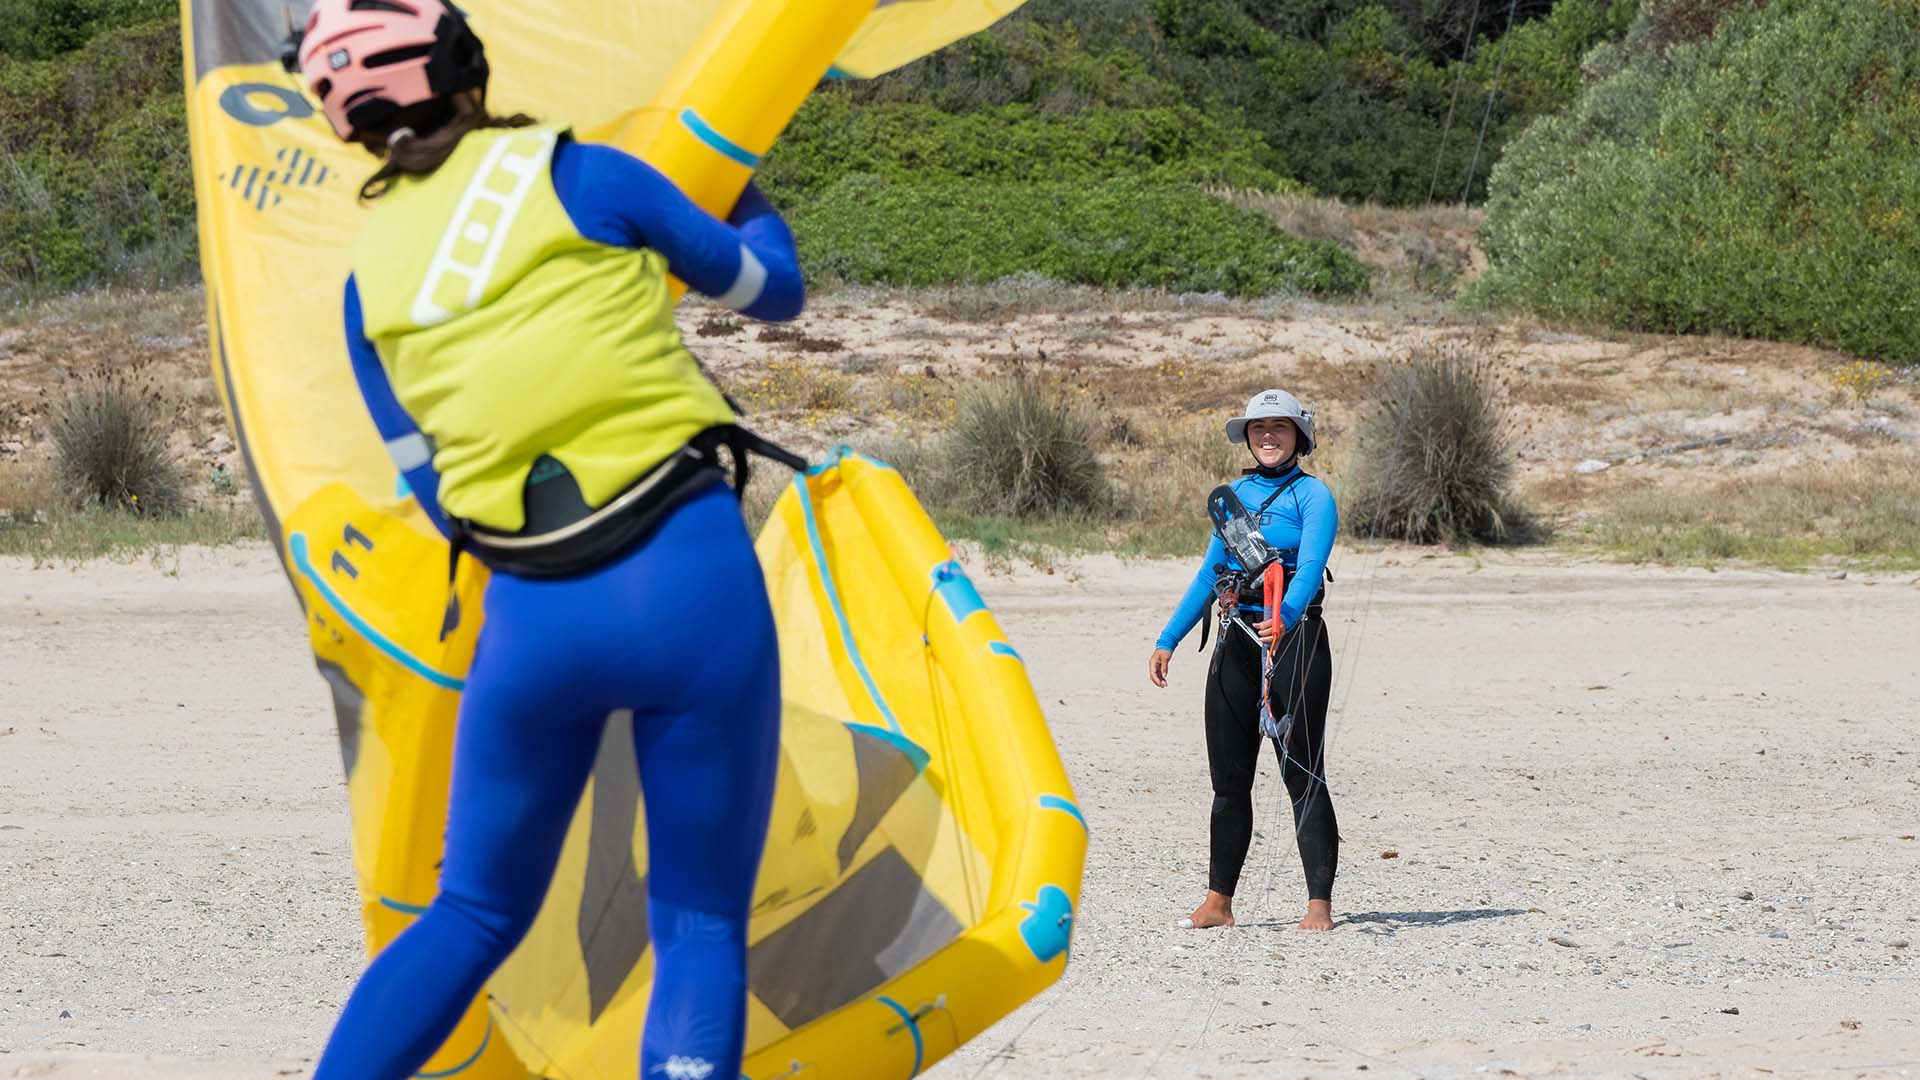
[2,544,1916,1078]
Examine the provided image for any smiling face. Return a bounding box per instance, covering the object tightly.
[1245,416,1298,469]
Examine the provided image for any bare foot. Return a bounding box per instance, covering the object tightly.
[1295,899,1333,931]
[1176,890,1236,929]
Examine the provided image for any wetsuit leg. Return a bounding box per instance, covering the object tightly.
[1267,615,1338,901]
[625,490,781,1078]
[312,482,780,1080]
[1203,629,1263,897]
[311,579,612,1080]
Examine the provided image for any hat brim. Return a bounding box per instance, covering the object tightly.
[1226,416,1315,455]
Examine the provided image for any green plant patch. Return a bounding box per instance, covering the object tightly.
[793,176,1369,297]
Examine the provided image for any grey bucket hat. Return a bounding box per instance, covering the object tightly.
[1224,389,1315,454]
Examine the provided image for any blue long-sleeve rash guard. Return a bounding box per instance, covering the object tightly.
[1154,466,1338,652]
[343,136,805,538]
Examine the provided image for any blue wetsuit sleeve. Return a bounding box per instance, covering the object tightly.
[549,138,803,322]
[1156,532,1227,652]
[344,276,452,540]
[1280,479,1338,628]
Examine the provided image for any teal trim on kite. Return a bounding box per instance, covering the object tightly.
[931,560,986,623]
[1038,795,1086,831]
[289,533,466,691]
[414,1018,492,1077]
[875,996,925,1077]
[794,479,901,734]
[825,64,854,80]
[989,641,1022,662]
[1017,885,1074,962]
[678,107,762,167]
[847,721,932,774]
[809,444,898,476]
[378,895,431,916]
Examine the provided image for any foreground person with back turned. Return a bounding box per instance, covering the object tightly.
[1147,390,1341,932]
[287,2,805,1077]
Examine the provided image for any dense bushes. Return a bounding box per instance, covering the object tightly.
[1474,0,1920,364]
[760,97,1290,202]
[0,18,195,297]
[0,0,173,60]
[817,0,1635,205]
[792,176,1369,297]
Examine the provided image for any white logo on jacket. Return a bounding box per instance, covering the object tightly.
[651,1056,716,1080]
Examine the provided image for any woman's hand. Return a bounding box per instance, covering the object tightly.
[1253,618,1290,647]
[1149,649,1173,688]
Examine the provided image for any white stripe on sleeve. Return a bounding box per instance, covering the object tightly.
[385,433,432,472]
[716,243,768,312]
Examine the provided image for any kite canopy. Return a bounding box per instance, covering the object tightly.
[182,2,1081,1077]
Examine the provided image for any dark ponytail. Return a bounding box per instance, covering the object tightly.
[358,91,537,201]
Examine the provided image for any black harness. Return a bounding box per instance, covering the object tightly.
[448,424,803,580]
[1196,471,1328,652]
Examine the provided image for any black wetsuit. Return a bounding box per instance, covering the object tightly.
[1205,609,1338,900]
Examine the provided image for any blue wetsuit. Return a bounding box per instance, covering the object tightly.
[314,138,801,1080]
[1157,462,1342,902]
[1156,464,1337,651]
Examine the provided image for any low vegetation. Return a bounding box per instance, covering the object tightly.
[1580,452,1920,570]
[0,459,261,561]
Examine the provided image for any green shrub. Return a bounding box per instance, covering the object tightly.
[0,18,195,297]
[828,0,1635,205]
[938,376,1110,518]
[1347,345,1525,544]
[793,176,1369,297]
[47,366,188,515]
[1146,0,1634,203]
[0,0,174,60]
[763,96,1291,202]
[1474,0,1920,364]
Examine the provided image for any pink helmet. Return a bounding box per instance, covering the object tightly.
[287,0,490,141]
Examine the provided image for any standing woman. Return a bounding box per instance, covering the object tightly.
[288,2,803,1077]
[1147,390,1340,932]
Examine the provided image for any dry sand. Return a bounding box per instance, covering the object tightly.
[2,544,1917,1078]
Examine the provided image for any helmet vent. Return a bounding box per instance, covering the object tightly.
[363,43,434,68]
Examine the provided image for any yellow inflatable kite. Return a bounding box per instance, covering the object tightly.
[180,1,1086,1077]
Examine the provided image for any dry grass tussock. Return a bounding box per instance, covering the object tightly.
[44,365,190,515]
[1346,342,1531,545]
